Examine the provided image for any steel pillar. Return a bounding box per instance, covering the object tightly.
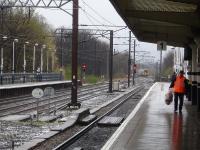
[132,39,136,86]
[128,31,131,87]
[69,0,80,108]
[108,30,113,93]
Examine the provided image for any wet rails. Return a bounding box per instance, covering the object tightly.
[53,83,152,150]
[0,77,153,149]
[0,83,109,117]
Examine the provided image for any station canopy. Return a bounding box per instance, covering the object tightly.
[109,0,199,47]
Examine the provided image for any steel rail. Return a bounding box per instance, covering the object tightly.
[53,86,143,150]
[0,83,108,105]
[0,84,109,117]
[0,84,108,109]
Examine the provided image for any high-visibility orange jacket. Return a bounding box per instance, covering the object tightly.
[174,75,186,93]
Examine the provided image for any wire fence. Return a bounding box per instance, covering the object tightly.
[0,73,63,85]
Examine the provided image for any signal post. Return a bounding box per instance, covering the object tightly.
[81,63,87,85]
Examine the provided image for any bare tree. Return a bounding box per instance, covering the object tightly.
[162,51,174,76]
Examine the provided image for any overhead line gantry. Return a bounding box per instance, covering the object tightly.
[0,0,72,8]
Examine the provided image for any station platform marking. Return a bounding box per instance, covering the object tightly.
[0,80,71,90]
[101,82,158,150]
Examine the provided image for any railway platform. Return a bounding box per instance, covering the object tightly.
[0,80,71,98]
[102,82,200,150]
[0,80,71,90]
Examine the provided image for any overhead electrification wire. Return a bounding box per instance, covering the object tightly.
[78,26,128,44]
[79,0,127,38]
[81,0,116,26]
[72,0,131,51]
[79,25,127,28]
[80,0,127,39]
[71,1,112,42]
[80,8,105,27]
[80,0,132,43]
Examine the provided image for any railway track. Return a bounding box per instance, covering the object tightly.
[31,79,153,150]
[0,83,109,117]
[54,86,144,150]
[0,77,153,150]
[0,82,107,105]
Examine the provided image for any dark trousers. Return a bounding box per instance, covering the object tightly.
[174,92,184,111]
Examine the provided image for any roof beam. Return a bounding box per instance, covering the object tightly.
[137,32,188,47]
[134,24,193,37]
[166,0,200,5]
[125,9,200,28]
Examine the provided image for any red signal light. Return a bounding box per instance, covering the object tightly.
[82,64,87,71]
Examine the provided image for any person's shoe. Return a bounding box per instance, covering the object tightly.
[174,109,177,113]
[179,110,182,113]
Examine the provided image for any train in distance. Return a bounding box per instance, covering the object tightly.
[137,69,149,76]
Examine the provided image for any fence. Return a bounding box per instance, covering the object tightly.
[0,73,63,85]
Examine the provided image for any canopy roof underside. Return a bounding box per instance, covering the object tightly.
[110,0,200,47]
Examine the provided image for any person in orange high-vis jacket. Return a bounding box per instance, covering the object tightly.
[170,70,188,113]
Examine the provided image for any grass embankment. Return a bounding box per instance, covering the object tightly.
[64,65,103,84]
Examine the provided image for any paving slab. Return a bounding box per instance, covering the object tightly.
[50,122,74,131]
[15,139,45,150]
[0,114,31,121]
[51,115,78,131]
[79,114,97,125]
[73,108,89,114]
[73,147,84,150]
[35,131,59,139]
[98,116,124,126]
[39,115,60,122]
[73,108,90,119]
[59,114,78,122]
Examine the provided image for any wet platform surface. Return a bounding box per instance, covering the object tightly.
[102,82,200,150]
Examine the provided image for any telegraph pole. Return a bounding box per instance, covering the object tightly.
[94,40,97,75]
[128,31,131,87]
[69,0,80,107]
[132,39,136,85]
[1,7,4,78]
[160,49,162,81]
[46,51,49,72]
[1,7,3,35]
[60,28,64,76]
[108,30,113,93]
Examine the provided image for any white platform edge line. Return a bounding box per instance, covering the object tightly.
[101,82,158,150]
[0,81,71,89]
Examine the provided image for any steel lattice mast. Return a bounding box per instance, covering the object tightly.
[0,0,72,8]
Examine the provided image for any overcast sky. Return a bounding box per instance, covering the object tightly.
[36,0,173,63]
